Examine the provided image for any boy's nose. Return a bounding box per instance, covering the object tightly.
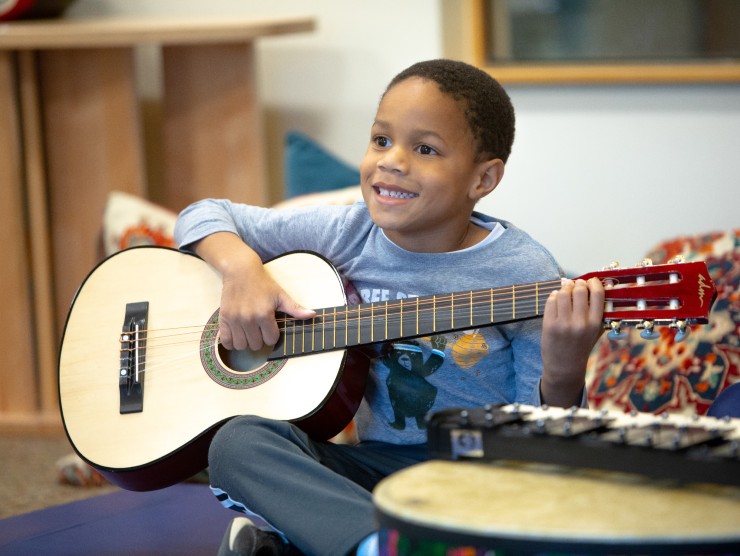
[378,146,407,174]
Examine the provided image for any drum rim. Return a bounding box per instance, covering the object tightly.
[377,510,740,554]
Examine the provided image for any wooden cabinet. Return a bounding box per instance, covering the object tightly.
[0,16,314,433]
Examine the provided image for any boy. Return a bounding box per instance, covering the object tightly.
[174,59,604,556]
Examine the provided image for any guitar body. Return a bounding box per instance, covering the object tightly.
[59,247,368,491]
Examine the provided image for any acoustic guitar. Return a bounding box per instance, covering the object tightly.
[58,246,716,491]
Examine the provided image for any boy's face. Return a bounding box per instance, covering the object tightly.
[360,77,501,253]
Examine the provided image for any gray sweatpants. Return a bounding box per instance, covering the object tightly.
[208,415,429,555]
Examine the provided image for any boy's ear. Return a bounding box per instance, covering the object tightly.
[470,158,505,201]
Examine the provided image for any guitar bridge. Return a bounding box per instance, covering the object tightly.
[119,301,148,414]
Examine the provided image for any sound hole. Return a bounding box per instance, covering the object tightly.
[200,310,286,389]
[216,343,271,373]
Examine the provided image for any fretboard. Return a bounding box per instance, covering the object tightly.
[269,280,559,360]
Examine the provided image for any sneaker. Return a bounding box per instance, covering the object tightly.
[217,517,301,556]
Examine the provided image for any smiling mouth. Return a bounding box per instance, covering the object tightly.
[375,186,419,200]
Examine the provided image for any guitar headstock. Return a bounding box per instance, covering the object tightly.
[577,259,716,341]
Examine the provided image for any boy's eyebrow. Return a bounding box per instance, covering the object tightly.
[372,119,447,143]
[371,118,391,129]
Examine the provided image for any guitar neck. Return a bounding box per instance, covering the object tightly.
[266,259,716,359]
[270,280,560,359]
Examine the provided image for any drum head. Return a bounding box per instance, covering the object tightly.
[374,460,740,554]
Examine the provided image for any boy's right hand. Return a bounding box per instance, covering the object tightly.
[194,232,316,351]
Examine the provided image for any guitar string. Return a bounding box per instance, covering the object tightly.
[120,274,672,361]
[117,263,686,349]
[119,281,563,351]
[117,288,564,375]
[120,298,554,378]
[112,266,692,376]
[122,293,681,378]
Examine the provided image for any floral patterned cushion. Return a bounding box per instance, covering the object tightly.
[102,191,177,256]
[586,229,740,415]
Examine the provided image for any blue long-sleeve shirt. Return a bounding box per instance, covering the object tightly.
[175,199,563,444]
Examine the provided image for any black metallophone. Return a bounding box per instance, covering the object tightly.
[427,404,740,487]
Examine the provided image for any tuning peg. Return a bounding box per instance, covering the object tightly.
[607,321,627,340]
[604,261,620,270]
[672,320,690,342]
[668,255,686,264]
[639,320,660,340]
[640,258,654,267]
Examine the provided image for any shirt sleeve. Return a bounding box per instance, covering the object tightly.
[174,198,247,252]
[174,198,361,262]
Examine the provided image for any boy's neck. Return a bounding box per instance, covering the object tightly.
[456,221,490,250]
[386,221,490,253]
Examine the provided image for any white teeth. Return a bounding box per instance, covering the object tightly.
[378,187,418,199]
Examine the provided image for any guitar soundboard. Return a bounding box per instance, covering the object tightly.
[427,404,740,487]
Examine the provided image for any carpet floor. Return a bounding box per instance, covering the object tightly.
[0,434,118,519]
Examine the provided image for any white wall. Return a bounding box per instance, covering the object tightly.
[491,84,740,274]
[69,0,740,275]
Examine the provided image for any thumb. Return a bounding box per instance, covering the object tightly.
[277,293,316,320]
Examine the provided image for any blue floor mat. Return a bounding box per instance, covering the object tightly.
[0,483,231,555]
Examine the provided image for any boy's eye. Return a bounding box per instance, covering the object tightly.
[374,136,390,147]
[417,144,437,156]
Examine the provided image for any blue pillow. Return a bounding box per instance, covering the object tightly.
[708,383,740,418]
[283,131,361,199]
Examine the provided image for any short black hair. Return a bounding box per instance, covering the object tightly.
[384,59,515,163]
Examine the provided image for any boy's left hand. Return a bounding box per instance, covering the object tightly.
[540,277,605,407]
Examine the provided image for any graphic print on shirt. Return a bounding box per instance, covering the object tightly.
[450,329,489,371]
[379,336,447,430]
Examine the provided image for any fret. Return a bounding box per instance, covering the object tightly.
[292,317,297,355]
[278,313,292,356]
[535,283,539,315]
[400,299,403,337]
[281,321,288,356]
[271,317,287,359]
[332,307,346,350]
[470,290,473,327]
[316,310,321,351]
[332,307,336,349]
[311,315,316,353]
[322,308,326,350]
[337,307,350,347]
[385,301,388,340]
[345,306,349,347]
[370,304,374,343]
[304,318,311,352]
[433,295,437,332]
[512,285,516,319]
[450,293,454,329]
[490,288,494,324]
[416,297,420,335]
[357,305,361,345]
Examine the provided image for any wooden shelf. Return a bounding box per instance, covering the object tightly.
[0,15,315,48]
